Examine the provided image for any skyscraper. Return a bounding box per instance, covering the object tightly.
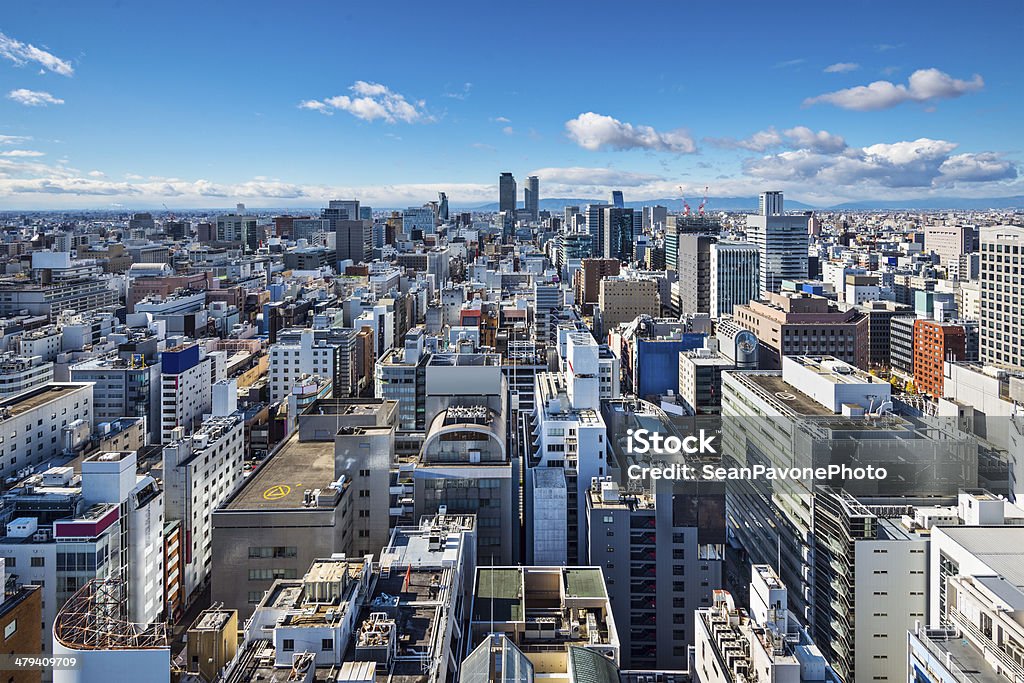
[758,190,784,216]
[438,191,449,221]
[610,190,624,208]
[980,225,1024,369]
[324,200,371,264]
[586,203,612,256]
[746,192,809,295]
[603,207,635,261]
[710,241,759,317]
[524,175,539,220]
[499,172,516,213]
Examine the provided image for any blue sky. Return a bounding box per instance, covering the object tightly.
[0,0,1021,208]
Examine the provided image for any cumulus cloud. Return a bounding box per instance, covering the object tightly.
[707,127,846,154]
[7,88,64,106]
[299,81,430,123]
[804,68,984,110]
[744,137,1016,190]
[824,62,860,73]
[0,31,74,76]
[565,112,696,153]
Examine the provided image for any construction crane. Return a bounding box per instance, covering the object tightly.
[698,186,709,216]
[679,186,691,216]
[162,203,175,221]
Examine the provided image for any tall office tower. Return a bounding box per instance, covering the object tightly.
[564,205,580,230]
[437,191,449,221]
[710,241,759,317]
[323,199,371,263]
[586,203,612,256]
[745,192,809,295]
[758,190,784,216]
[610,189,624,208]
[533,281,563,347]
[603,207,635,261]
[980,225,1024,369]
[499,172,517,213]
[216,212,259,251]
[673,232,715,315]
[664,214,721,272]
[524,175,539,220]
[403,206,436,235]
[588,477,724,669]
[925,224,978,267]
[643,204,668,231]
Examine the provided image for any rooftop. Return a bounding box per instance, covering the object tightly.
[225,433,340,510]
[0,382,91,419]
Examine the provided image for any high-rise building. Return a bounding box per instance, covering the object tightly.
[586,203,612,256]
[403,206,436,236]
[437,191,449,221]
[710,241,759,317]
[323,200,371,264]
[587,476,724,669]
[746,194,809,296]
[673,233,715,315]
[980,225,1024,369]
[610,190,624,208]
[603,207,635,261]
[524,175,539,220]
[913,319,967,398]
[216,212,259,251]
[499,172,516,214]
[642,204,668,231]
[758,190,784,216]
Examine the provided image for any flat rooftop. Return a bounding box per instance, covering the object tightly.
[0,383,89,418]
[226,433,337,510]
[192,609,234,632]
[473,568,524,622]
[732,372,834,417]
[564,568,606,599]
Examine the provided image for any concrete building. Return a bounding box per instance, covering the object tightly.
[499,173,517,214]
[913,320,967,398]
[161,407,244,605]
[721,355,976,628]
[693,564,831,683]
[573,258,620,313]
[70,353,161,443]
[587,478,724,670]
[211,430,351,620]
[0,580,42,683]
[159,343,221,444]
[598,278,661,329]
[0,383,93,480]
[678,340,734,415]
[733,292,869,370]
[374,327,430,431]
[746,193,809,295]
[468,566,620,668]
[980,225,1024,370]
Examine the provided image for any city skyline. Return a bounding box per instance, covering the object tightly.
[0,0,1021,209]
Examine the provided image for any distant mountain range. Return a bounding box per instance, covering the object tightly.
[459,195,1024,212]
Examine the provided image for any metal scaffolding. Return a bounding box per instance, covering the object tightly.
[53,578,167,650]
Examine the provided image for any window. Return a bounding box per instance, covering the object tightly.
[282,639,295,651]
[3,619,15,639]
[30,557,44,567]
[321,639,333,651]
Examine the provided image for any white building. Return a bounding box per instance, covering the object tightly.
[268,330,338,403]
[161,405,244,604]
[746,192,809,296]
[980,225,1024,370]
[0,353,54,398]
[0,382,93,480]
[159,343,219,444]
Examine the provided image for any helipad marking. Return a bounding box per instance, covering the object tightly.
[263,484,291,500]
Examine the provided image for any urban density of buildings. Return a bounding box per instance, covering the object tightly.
[0,126,1022,683]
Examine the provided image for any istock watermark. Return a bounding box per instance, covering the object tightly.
[627,462,888,482]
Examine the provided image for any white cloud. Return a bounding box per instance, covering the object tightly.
[0,149,44,157]
[502,126,514,136]
[299,81,430,123]
[565,112,696,153]
[804,68,984,110]
[493,116,510,123]
[708,127,845,154]
[0,135,31,145]
[824,62,860,73]
[7,88,64,107]
[0,31,73,76]
[744,137,1016,190]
